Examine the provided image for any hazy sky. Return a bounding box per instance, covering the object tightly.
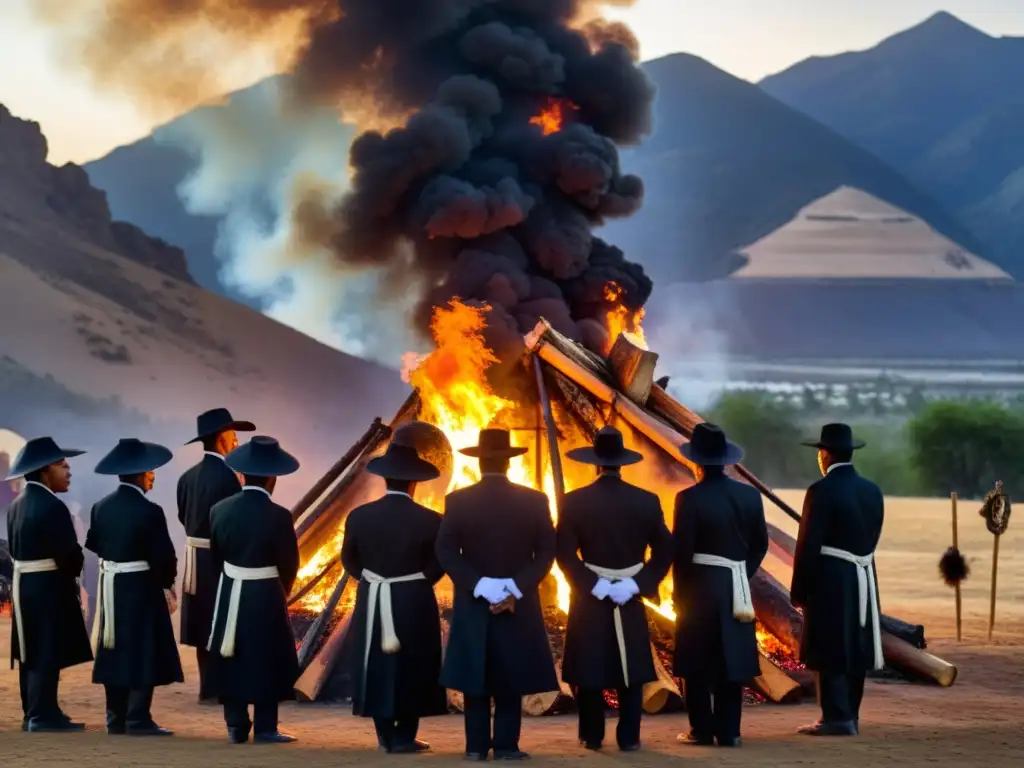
[2,1,1023,165]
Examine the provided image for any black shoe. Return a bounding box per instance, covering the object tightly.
[228,727,249,744]
[198,696,219,707]
[797,720,857,736]
[254,730,297,744]
[619,742,641,752]
[717,736,742,747]
[21,718,28,732]
[26,719,85,733]
[580,740,601,751]
[493,751,530,760]
[127,724,174,737]
[390,739,431,753]
[464,752,488,761]
[107,723,126,735]
[677,731,714,746]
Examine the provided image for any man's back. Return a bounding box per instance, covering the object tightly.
[210,490,298,594]
[178,455,240,538]
[344,494,442,579]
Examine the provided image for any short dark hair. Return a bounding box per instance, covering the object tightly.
[201,434,220,452]
[24,469,44,483]
[479,457,510,475]
[385,478,414,494]
[828,448,854,464]
[242,474,272,489]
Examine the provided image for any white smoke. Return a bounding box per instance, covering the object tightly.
[153,78,422,367]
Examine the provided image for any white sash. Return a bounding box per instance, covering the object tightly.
[91,559,151,651]
[12,559,58,663]
[207,562,280,658]
[183,537,210,595]
[820,546,884,670]
[692,553,755,622]
[584,562,644,688]
[359,570,426,694]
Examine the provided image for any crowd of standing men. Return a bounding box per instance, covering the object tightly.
[4,405,885,756]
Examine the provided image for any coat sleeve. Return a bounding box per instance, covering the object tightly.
[52,500,85,578]
[512,495,556,594]
[435,497,481,591]
[176,474,187,526]
[209,504,225,575]
[745,493,770,580]
[791,485,827,608]
[671,490,695,615]
[83,503,99,556]
[340,511,363,580]
[146,505,179,590]
[634,496,673,599]
[276,508,300,596]
[555,494,598,594]
[422,512,446,585]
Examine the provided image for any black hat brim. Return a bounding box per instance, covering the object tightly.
[366,454,441,482]
[565,446,644,467]
[800,440,866,450]
[4,448,86,481]
[94,443,173,476]
[224,446,300,477]
[458,446,529,458]
[185,420,257,446]
[680,441,745,467]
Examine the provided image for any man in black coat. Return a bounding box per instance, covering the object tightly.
[436,428,558,761]
[557,426,672,752]
[673,424,768,748]
[86,439,185,736]
[341,423,448,753]
[5,436,92,732]
[792,423,884,737]
[207,436,300,744]
[177,407,254,703]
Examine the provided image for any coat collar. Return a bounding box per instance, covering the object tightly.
[25,480,57,498]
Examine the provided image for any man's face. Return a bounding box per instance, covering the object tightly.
[139,470,156,493]
[817,448,829,477]
[217,429,239,454]
[44,459,72,493]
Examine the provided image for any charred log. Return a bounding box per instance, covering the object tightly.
[294,606,356,702]
[608,332,659,406]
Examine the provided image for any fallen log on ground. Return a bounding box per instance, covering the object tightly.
[752,654,803,703]
[294,606,355,702]
[642,643,682,714]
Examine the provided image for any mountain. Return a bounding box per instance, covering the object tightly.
[0,104,406,509]
[760,11,1024,274]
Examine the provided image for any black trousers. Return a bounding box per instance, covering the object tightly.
[19,664,61,723]
[105,685,155,729]
[373,716,420,749]
[223,699,279,735]
[195,647,215,701]
[818,671,866,724]
[576,687,643,748]
[463,694,522,755]
[683,677,744,741]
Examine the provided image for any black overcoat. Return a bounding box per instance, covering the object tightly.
[341,492,448,720]
[207,488,300,703]
[85,484,184,688]
[672,473,769,683]
[177,454,240,647]
[436,476,559,697]
[791,465,884,673]
[6,483,93,672]
[557,475,672,690]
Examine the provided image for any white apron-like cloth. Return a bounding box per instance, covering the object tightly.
[359,570,426,695]
[820,546,884,670]
[208,562,280,658]
[584,562,644,688]
[12,558,58,663]
[182,537,210,595]
[691,553,755,622]
[91,559,151,651]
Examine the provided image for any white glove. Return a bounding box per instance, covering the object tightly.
[474,577,511,604]
[501,579,523,599]
[608,578,639,606]
[591,578,613,600]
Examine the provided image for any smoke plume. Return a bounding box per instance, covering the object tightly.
[41,1,655,360]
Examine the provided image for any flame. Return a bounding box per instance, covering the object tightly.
[529,97,578,136]
[603,281,646,347]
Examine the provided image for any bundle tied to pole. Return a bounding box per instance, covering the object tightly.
[979,481,1011,642]
[939,492,969,642]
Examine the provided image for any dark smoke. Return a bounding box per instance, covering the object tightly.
[44,0,656,355]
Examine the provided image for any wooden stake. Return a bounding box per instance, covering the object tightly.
[951,492,962,642]
[988,533,1001,642]
[533,355,566,510]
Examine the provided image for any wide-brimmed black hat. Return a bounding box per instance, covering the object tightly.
[94,438,173,476]
[566,426,644,467]
[801,423,865,452]
[224,436,300,477]
[4,437,85,481]
[680,423,744,466]
[458,428,528,459]
[367,422,442,482]
[185,408,256,445]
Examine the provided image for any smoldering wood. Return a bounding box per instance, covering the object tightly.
[294,606,356,702]
[751,570,803,652]
[752,654,803,703]
[607,332,659,405]
[288,559,342,609]
[295,569,351,671]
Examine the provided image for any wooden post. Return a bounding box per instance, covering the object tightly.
[988,533,1000,642]
[952,492,962,642]
[533,355,566,509]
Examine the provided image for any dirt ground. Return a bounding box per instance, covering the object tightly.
[2,494,1023,766]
